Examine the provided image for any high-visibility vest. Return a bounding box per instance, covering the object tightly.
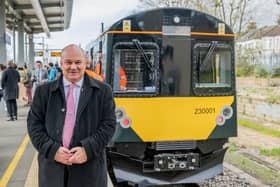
[94,62,101,75]
[120,66,127,90]
[85,69,104,81]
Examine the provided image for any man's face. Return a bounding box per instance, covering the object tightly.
[35,62,42,69]
[60,46,86,83]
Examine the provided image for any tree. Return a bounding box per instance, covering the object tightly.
[138,0,250,35]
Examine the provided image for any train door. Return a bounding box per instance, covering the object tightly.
[161,34,192,96]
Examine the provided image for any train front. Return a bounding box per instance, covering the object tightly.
[105,8,237,186]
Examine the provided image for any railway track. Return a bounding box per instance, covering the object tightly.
[200,162,270,187]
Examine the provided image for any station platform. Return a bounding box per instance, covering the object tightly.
[0,100,113,187]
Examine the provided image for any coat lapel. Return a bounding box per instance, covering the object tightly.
[76,85,92,120]
[76,74,100,120]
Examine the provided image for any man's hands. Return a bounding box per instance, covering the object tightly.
[54,146,88,165]
[54,147,72,165]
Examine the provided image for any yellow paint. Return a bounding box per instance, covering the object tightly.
[115,96,234,141]
[122,20,131,32]
[0,135,30,187]
[106,30,235,37]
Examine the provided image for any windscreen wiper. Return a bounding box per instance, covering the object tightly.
[132,39,154,71]
[200,41,218,71]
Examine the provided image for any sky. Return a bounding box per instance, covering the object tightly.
[42,0,140,50]
[36,0,280,50]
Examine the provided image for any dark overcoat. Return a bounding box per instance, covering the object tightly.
[27,74,116,187]
[1,67,20,100]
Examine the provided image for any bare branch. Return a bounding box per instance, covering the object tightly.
[238,0,248,35]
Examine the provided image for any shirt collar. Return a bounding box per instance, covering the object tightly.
[63,76,84,88]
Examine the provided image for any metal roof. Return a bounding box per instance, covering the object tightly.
[237,25,280,42]
[5,0,73,37]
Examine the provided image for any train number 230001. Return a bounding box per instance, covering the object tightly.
[194,107,215,114]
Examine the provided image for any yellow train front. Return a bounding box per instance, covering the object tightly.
[87,8,237,186]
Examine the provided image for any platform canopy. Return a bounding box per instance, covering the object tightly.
[5,0,73,37]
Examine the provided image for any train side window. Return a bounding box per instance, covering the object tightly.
[112,43,159,95]
[193,42,233,95]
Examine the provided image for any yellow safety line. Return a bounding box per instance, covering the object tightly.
[0,134,30,187]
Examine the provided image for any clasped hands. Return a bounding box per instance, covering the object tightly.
[54,146,88,165]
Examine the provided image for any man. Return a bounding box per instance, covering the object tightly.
[27,44,116,187]
[1,60,20,121]
[31,60,48,95]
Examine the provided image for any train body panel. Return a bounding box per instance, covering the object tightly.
[114,96,236,142]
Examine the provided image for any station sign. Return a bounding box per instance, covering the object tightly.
[36,51,44,56]
[50,51,61,57]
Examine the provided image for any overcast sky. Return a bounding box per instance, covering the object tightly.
[42,0,139,50]
[37,0,279,50]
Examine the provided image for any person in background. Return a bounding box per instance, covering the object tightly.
[94,51,102,75]
[44,64,50,73]
[93,51,126,89]
[22,64,33,106]
[31,60,48,96]
[27,44,116,187]
[0,64,6,102]
[85,53,103,81]
[0,64,7,112]
[48,62,58,81]
[1,60,20,121]
[119,65,127,90]
[55,63,62,79]
[12,63,17,69]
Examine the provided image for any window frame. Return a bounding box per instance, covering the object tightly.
[112,42,160,97]
[192,41,234,96]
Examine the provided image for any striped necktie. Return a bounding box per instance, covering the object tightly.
[63,83,76,148]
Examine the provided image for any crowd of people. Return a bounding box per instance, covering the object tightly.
[0,60,62,121]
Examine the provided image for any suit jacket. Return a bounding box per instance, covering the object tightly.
[32,68,48,85]
[1,67,20,100]
[27,73,116,187]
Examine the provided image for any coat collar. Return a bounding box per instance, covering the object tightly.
[50,73,100,92]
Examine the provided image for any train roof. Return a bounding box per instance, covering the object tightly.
[107,8,234,35]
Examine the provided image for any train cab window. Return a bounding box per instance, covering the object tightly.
[112,42,159,95]
[193,42,233,95]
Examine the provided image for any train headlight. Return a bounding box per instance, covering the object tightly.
[216,115,225,126]
[173,16,180,23]
[115,108,125,122]
[120,117,132,128]
[221,106,233,119]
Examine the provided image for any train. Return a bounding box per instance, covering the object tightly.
[86,7,237,186]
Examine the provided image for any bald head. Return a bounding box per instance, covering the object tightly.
[61,44,86,60]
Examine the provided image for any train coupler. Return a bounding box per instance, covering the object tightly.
[154,153,199,171]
